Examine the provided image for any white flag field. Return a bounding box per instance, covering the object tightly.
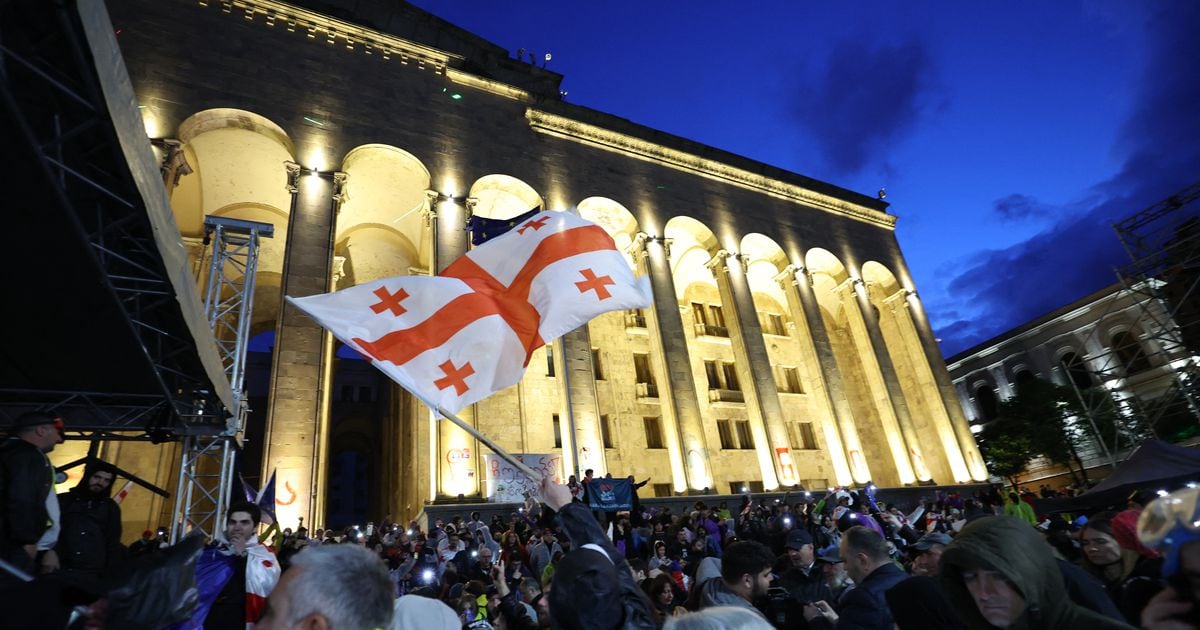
[287,210,652,414]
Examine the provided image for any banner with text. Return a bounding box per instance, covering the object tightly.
[585,478,633,512]
[483,453,562,503]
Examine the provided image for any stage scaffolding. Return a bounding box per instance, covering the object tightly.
[170,217,272,542]
[1064,180,1200,469]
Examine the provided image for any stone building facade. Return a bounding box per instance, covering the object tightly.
[945,282,1193,485]
[50,0,986,533]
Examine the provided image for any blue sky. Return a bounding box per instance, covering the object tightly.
[409,1,1200,357]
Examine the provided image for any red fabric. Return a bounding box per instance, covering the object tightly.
[1111,508,1160,558]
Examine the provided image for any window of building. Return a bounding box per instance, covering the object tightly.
[730,481,748,494]
[1014,370,1036,387]
[633,353,657,397]
[1112,330,1152,374]
[775,366,803,393]
[722,362,740,391]
[803,478,829,491]
[735,420,755,449]
[643,416,665,449]
[716,419,735,449]
[553,414,562,448]
[761,312,787,336]
[625,309,647,329]
[546,346,556,377]
[358,385,372,403]
[1059,352,1093,389]
[600,414,613,448]
[704,360,722,389]
[974,385,998,422]
[790,422,817,450]
[340,384,354,402]
[749,481,765,493]
[692,302,729,337]
[653,483,673,497]
[592,348,605,380]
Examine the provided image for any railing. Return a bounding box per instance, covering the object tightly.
[708,388,744,403]
[694,323,729,338]
[636,382,659,398]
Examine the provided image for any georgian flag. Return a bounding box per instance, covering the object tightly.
[288,211,652,413]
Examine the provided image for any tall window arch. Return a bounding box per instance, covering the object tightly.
[1059,352,1093,389]
[974,384,999,422]
[1112,330,1151,374]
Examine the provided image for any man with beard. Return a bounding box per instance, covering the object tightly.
[54,463,123,602]
[696,540,774,620]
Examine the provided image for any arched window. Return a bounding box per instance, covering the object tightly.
[974,384,999,422]
[1059,352,1093,389]
[1112,330,1151,374]
[1014,370,1036,386]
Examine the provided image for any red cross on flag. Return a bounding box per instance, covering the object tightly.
[287,211,651,413]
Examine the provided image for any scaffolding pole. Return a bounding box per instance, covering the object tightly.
[170,216,272,542]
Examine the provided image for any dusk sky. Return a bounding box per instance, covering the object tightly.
[409,1,1200,358]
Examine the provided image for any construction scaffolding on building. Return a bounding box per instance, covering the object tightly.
[1061,180,1200,470]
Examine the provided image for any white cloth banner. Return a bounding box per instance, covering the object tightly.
[483,453,563,503]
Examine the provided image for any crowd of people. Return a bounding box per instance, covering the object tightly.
[3,410,1200,629]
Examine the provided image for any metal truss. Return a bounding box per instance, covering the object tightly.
[0,0,226,436]
[202,215,273,433]
[170,435,237,542]
[1063,180,1200,467]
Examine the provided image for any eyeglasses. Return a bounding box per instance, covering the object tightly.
[1137,487,1200,547]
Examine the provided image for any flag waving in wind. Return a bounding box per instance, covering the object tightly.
[288,211,652,413]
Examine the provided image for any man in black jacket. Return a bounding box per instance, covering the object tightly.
[776,528,834,627]
[805,525,908,629]
[55,462,123,601]
[0,411,63,579]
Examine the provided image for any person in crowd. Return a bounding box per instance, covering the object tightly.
[540,475,656,629]
[803,525,907,629]
[695,540,774,618]
[815,545,853,605]
[1004,492,1037,526]
[129,529,157,557]
[1078,510,1164,624]
[54,461,123,602]
[776,528,833,626]
[939,515,1132,629]
[391,593,460,630]
[1137,486,1200,629]
[643,572,685,622]
[884,575,965,630]
[180,501,281,629]
[0,411,63,579]
[909,531,952,577]
[256,543,393,630]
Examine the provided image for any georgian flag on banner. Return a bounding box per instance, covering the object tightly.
[287,211,652,413]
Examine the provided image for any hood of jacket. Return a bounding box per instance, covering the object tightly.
[697,576,760,614]
[939,516,1133,630]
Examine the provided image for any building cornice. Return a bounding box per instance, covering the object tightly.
[525,109,897,230]
[200,0,461,72]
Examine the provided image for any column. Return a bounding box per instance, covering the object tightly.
[708,251,786,489]
[782,266,867,484]
[262,162,340,526]
[634,233,711,492]
[903,291,989,480]
[990,366,1015,401]
[883,290,971,482]
[557,328,608,478]
[433,196,481,499]
[852,285,929,482]
[838,279,916,484]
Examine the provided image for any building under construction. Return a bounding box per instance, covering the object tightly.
[947,180,1200,486]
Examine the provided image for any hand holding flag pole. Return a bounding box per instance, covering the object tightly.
[287,210,652,490]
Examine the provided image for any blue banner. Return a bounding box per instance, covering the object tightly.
[586,478,633,511]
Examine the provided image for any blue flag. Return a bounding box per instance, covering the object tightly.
[466,206,541,246]
[585,478,633,511]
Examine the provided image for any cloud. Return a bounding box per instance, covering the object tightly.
[793,41,938,175]
[992,194,1055,222]
[935,2,1200,357]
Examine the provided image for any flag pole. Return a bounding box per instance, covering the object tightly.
[401,384,543,482]
[433,404,544,483]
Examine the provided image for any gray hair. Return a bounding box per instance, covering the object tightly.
[286,544,394,629]
[664,607,773,630]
